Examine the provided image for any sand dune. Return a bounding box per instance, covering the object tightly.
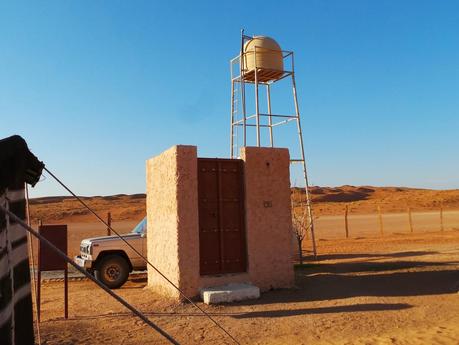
[29,186,459,224]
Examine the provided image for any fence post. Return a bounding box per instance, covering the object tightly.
[107,212,112,236]
[407,207,414,233]
[377,205,384,236]
[440,202,444,231]
[344,205,349,238]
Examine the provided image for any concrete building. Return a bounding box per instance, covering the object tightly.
[146,145,294,300]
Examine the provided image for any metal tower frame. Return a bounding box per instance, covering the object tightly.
[229,30,317,257]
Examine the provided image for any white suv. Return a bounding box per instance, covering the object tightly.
[75,217,147,288]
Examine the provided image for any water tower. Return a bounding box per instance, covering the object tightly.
[230,30,317,256]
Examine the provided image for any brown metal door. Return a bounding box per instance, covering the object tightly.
[198,158,246,275]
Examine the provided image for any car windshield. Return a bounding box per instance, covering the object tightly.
[131,217,147,235]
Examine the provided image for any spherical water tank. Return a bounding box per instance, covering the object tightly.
[243,36,284,82]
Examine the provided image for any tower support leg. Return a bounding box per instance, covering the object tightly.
[291,74,317,258]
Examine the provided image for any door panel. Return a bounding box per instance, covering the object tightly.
[198,158,246,275]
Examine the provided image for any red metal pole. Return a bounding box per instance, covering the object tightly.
[37,265,41,322]
[64,267,68,319]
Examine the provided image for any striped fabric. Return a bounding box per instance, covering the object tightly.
[0,135,42,345]
[0,185,35,345]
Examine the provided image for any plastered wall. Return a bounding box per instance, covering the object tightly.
[146,145,200,298]
[241,146,294,290]
[146,145,294,299]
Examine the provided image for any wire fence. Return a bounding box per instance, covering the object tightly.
[311,206,459,240]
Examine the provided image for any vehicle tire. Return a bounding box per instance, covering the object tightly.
[95,255,130,289]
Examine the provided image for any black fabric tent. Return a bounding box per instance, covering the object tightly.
[0,135,43,345]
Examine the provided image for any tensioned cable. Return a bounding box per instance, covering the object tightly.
[43,167,240,345]
[0,203,180,345]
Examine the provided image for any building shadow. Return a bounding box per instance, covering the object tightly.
[242,268,459,306]
[310,250,438,262]
[130,276,148,283]
[46,303,412,322]
[299,260,458,275]
[232,303,412,319]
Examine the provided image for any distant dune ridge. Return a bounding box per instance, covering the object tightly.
[29,186,459,223]
[29,193,147,223]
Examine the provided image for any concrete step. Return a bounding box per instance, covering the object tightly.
[200,283,260,304]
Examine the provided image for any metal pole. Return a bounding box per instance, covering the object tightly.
[291,62,317,258]
[254,47,260,146]
[440,201,444,231]
[37,223,42,322]
[377,205,384,236]
[344,205,349,238]
[107,212,112,236]
[408,207,414,233]
[267,84,274,147]
[230,79,235,158]
[64,266,68,319]
[240,29,247,148]
[25,184,42,345]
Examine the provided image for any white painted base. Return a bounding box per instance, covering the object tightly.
[200,283,260,304]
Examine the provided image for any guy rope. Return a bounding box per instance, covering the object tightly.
[0,203,181,345]
[37,166,240,345]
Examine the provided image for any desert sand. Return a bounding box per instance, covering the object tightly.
[36,229,459,345]
[28,186,459,344]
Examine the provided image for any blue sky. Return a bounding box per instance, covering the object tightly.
[1,1,458,197]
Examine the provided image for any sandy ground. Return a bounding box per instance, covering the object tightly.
[35,227,459,345]
[28,187,459,344]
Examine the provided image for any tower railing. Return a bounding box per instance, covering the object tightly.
[230,30,317,258]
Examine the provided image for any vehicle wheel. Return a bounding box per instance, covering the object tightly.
[95,255,129,289]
